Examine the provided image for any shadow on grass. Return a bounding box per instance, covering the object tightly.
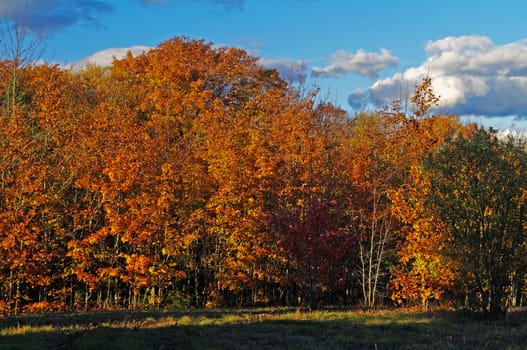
[0,309,526,349]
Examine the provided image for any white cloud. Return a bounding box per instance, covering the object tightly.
[259,58,308,83]
[425,35,493,55]
[352,35,527,119]
[312,48,399,78]
[69,46,152,71]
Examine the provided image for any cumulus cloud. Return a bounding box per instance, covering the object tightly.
[0,0,113,36]
[259,58,308,84]
[69,46,152,71]
[352,35,527,118]
[312,48,399,78]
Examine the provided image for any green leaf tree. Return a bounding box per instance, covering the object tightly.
[423,129,527,316]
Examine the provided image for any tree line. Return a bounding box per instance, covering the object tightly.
[0,36,525,317]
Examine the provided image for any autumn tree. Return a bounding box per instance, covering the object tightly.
[344,77,464,308]
[389,165,457,308]
[388,115,475,307]
[192,56,286,307]
[344,111,404,308]
[422,129,527,316]
[0,12,66,314]
[268,99,356,308]
[0,62,91,313]
[385,78,475,309]
[65,37,318,309]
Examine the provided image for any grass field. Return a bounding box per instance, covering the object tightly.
[0,307,525,349]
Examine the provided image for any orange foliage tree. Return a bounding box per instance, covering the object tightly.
[388,79,476,308]
[344,110,405,308]
[269,101,356,308]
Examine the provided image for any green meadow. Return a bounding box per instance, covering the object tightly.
[0,308,526,349]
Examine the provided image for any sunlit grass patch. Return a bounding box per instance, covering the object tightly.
[0,324,55,336]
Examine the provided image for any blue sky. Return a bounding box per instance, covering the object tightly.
[2,0,527,131]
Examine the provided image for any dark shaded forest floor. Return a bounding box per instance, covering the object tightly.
[0,307,526,349]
